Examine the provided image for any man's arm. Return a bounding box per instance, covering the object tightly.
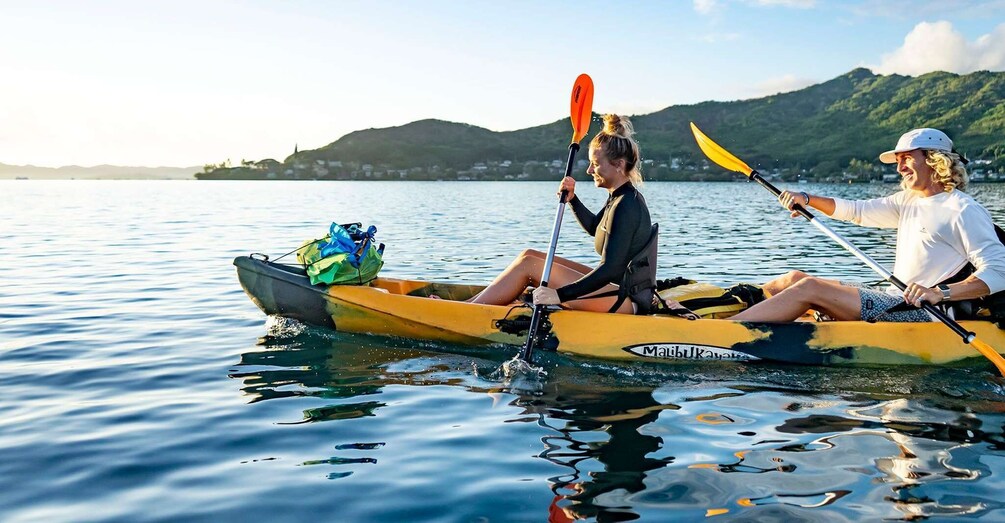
[942,276,992,302]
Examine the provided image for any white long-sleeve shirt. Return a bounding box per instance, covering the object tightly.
[831,190,1005,297]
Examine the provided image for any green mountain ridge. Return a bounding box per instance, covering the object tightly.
[202,68,1005,181]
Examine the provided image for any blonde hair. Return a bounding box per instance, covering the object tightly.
[925,150,968,192]
[590,114,643,186]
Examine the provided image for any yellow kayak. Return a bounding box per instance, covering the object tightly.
[234,256,1005,367]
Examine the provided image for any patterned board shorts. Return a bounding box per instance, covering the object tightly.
[853,284,933,323]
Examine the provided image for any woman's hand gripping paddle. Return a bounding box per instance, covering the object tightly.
[518,74,594,363]
[689,122,1005,376]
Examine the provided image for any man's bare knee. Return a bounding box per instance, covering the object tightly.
[789,276,831,299]
[782,270,810,286]
[764,270,810,295]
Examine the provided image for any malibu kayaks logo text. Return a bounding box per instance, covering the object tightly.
[623,343,759,361]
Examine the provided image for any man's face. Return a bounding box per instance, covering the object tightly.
[896,149,939,194]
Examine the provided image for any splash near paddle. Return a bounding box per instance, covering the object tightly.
[519,74,595,363]
[689,122,1005,376]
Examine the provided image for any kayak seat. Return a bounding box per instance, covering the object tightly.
[572,223,660,314]
[618,223,660,314]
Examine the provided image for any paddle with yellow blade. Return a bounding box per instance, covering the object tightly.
[519,74,595,362]
[689,122,1005,376]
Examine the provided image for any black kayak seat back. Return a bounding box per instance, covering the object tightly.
[617,223,659,314]
[573,223,659,314]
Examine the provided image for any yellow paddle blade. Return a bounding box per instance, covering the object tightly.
[690,122,754,177]
[970,338,1005,375]
[570,74,594,143]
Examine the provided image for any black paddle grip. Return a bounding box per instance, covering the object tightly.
[558,143,580,204]
[886,273,976,342]
[919,302,975,341]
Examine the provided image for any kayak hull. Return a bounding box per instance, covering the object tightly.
[234,256,1005,367]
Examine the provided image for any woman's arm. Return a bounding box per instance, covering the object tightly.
[568,195,599,236]
[556,195,641,302]
[559,176,600,235]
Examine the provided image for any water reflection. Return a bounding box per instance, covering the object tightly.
[230,326,1005,520]
[524,385,674,522]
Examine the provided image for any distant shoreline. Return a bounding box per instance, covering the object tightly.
[3,175,197,181]
[0,164,200,180]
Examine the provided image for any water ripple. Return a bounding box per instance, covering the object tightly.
[4,180,1005,521]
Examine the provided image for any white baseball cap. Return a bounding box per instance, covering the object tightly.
[879,128,953,164]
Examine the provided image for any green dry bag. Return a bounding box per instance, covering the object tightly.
[296,223,385,285]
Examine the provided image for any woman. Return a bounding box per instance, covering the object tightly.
[469,114,653,314]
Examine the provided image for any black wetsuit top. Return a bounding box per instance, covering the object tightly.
[556,183,652,303]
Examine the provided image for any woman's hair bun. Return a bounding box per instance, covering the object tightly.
[602,114,635,139]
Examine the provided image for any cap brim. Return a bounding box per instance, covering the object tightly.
[878,150,898,164]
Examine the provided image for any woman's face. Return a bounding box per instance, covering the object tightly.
[586,146,626,190]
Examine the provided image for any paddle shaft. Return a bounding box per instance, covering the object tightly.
[540,144,581,285]
[747,171,976,342]
[520,142,581,361]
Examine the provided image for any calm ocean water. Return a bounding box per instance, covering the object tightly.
[4,179,1005,522]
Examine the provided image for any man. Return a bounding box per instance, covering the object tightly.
[732,128,1005,322]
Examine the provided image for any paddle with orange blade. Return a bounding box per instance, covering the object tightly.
[690,122,1005,376]
[519,74,594,362]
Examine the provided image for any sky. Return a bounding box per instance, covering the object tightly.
[2,0,1005,168]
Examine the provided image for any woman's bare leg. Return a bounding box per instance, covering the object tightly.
[731,276,862,322]
[514,250,634,313]
[469,250,584,305]
[520,249,593,274]
[469,249,633,313]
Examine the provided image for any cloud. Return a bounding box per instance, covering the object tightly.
[872,21,1005,75]
[749,74,818,97]
[694,0,717,14]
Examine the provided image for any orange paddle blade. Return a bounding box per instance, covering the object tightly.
[690,122,755,177]
[570,74,594,144]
